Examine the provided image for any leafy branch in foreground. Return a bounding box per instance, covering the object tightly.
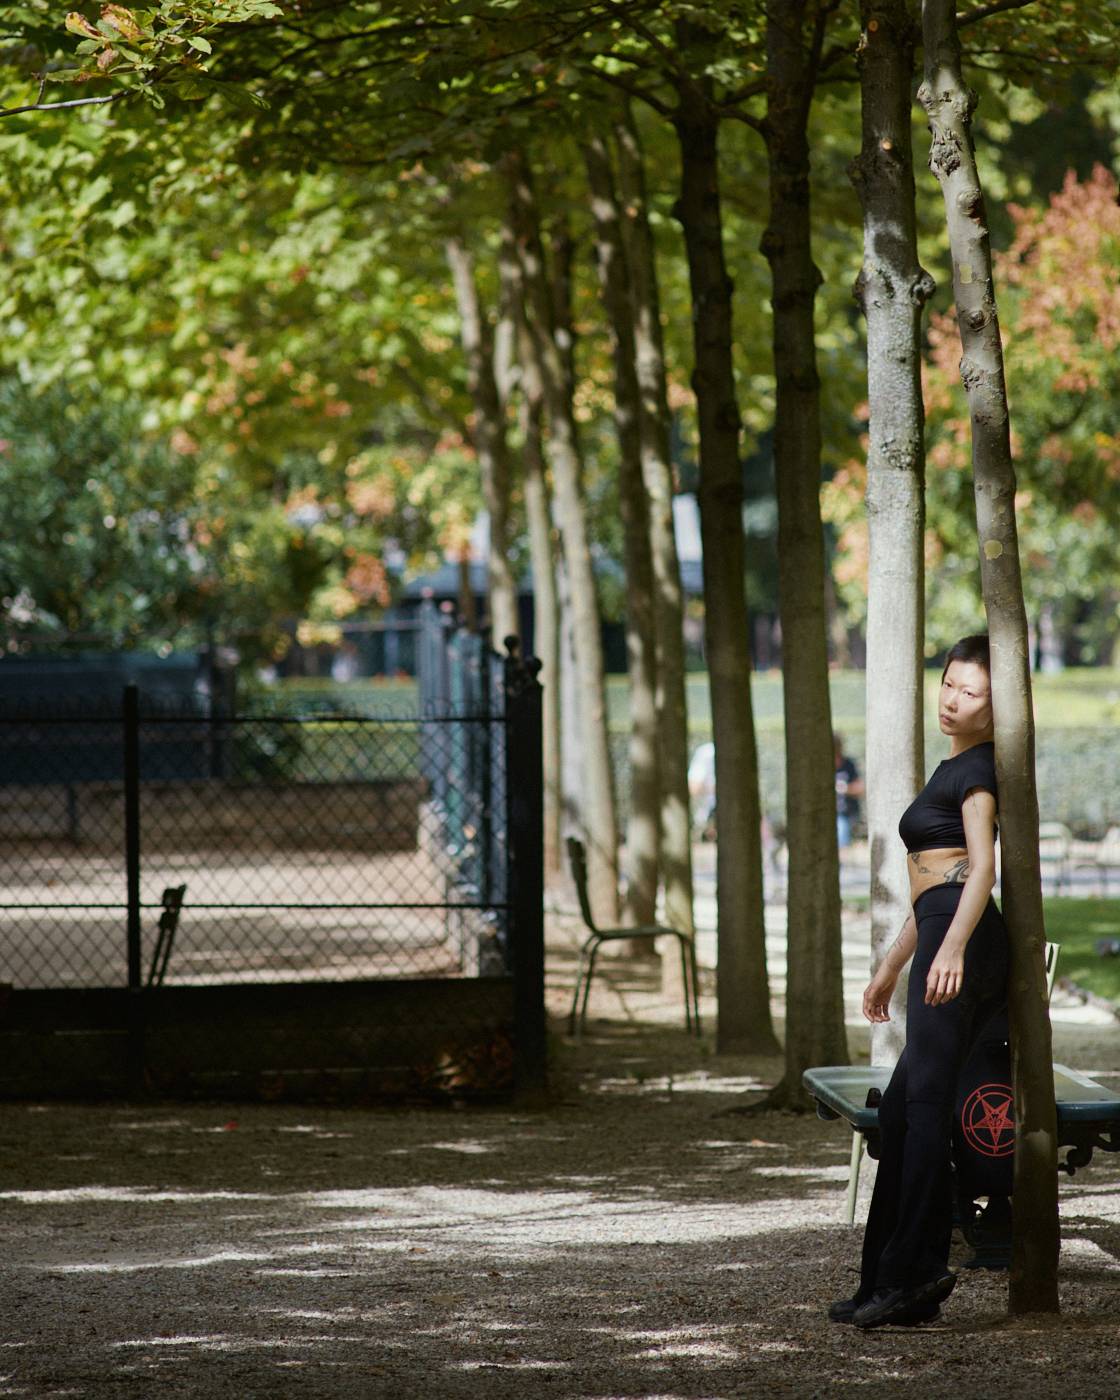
[0,1,281,116]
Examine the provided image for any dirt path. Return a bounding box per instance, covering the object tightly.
[1,918,1118,1399]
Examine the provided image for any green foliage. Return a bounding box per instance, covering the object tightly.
[1,2,281,113]
[826,166,1120,662]
[0,378,356,659]
[0,378,202,646]
[1,0,1118,671]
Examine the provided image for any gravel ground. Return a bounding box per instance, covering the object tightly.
[1,912,1118,1399]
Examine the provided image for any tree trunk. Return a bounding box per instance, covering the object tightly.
[521,385,563,879]
[505,150,621,922]
[583,133,660,929]
[762,2,848,1101]
[614,101,698,970]
[919,0,1059,1316]
[850,0,933,1065]
[444,236,519,648]
[823,561,852,667]
[498,217,563,878]
[456,550,477,631]
[672,67,777,1054]
[539,215,586,877]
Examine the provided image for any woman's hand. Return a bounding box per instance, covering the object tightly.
[925,938,965,1006]
[863,965,899,1023]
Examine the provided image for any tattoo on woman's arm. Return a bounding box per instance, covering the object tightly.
[887,923,911,960]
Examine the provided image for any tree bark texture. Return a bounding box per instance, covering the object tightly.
[521,389,564,878]
[443,236,519,648]
[583,133,661,928]
[851,0,932,1065]
[505,150,621,922]
[456,550,477,631]
[614,102,698,958]
[763,1,849,1097]
[673,73,777,1055]
[541,211,600,896]
[498,216,565,880]
[920,0,1059,1315]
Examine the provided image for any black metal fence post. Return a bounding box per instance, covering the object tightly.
[504,639,546,1095]
[479,637,494,913]
[123,684,142,989]
[122,683,145,1091]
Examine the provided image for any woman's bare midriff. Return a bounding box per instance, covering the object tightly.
[907,847,971,906]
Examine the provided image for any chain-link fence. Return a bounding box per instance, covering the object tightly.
[0,618,543,1100]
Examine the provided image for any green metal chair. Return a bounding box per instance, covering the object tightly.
[566,836,701,1037]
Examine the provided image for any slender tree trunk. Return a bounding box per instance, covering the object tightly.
[823,562,852,667]
[762,2,848,1100]
[542,209,606,897]
[583,133,660,928]
[614,101,698,967]
[547,214,578,406]
[457,550,477,631]
[521,387,563,879]
[505,150,621,922]
[920,0,1059,1316]
[673,67,778,1054]
[850,0,932,1064]
[444,237,518,647]
[498,219,563,878]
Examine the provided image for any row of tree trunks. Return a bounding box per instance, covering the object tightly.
[850,0,932,1066]
[504,148,621,923]
[443,235,519,648]
[492,222,563,876]
[762,1,849,1098]
[519,380,563,877]
[540,211,602,892]
[582,131,661,930]
[920,0,1059,1317]
[497,216,564,878]
[614,102,698,972]
[672,50,777,1055]
[452,123,698,983]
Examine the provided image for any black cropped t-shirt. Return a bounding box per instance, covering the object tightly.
[898,741,998,853]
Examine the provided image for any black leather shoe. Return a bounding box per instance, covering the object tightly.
[829,1295,940,1326]
[852,1273,956,1329]
[828,1297,860,1323]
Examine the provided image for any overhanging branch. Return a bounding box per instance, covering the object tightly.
[959,0,1037,28]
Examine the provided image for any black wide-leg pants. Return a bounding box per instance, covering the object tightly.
[858,886,1008,1295]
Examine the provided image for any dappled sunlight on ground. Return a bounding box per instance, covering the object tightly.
[0,1009,1117,1397]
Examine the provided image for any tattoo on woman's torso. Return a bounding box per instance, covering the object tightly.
[908,852,970,883]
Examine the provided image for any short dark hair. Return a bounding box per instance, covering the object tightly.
[941,634,990,681]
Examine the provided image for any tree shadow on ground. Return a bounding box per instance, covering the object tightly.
[0,1018,1117,1398]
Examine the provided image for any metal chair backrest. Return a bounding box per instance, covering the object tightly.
[147,883,187,988]
[1045,940,1060,998]
[1038,822,1072,853]
[566,837,598,934]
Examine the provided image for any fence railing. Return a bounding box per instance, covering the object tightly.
[0,613,544,1097]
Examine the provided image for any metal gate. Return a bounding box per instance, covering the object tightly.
[0,620,543,1100]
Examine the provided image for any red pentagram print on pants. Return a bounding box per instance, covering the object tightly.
[961,1082,1015,1158]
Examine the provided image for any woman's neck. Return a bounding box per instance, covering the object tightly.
[948,734,993,758]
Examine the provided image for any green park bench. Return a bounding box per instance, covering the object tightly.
[802,1062,1120,1267]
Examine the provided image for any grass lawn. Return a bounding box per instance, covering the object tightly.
[608,668,1120,745]
[792,895,1120,1004]
[840,898,1120,1003]
[1044,898,1120,1005]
